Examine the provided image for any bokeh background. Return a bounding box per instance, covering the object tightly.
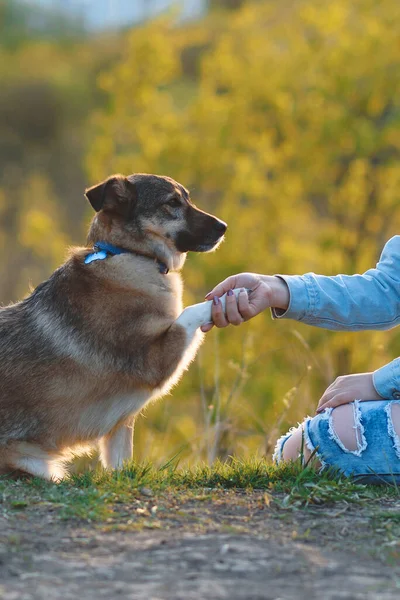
[1,0,400,465]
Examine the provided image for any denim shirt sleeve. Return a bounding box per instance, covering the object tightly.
[372,359,400,400]
[271,235,400,332]
[271,236,400,400]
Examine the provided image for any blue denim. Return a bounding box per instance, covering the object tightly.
[272,235,400,400]
[274,401,400,484]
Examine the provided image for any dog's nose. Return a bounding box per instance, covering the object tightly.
[215,219,227,234]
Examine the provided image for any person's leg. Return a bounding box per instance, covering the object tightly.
[281,404,362,464]
[280,401,400,464]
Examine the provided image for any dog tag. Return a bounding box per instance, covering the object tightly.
[84,250,108,264]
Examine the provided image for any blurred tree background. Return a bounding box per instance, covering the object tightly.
[1,0,400,465]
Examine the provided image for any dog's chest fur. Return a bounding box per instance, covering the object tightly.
[76,391,149,439]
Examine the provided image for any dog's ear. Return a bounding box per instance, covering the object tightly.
[85,175,137,216]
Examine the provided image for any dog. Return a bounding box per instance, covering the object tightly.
[0,173,241,480]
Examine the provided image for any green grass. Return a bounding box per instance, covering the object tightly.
[0,458,398,522]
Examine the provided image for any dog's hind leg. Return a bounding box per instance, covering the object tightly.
[99,420,134,470]
[2,442,66,481]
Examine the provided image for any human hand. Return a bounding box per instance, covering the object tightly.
[200,273,289,332]
[316,372,382,413]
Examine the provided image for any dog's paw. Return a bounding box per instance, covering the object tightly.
[218,288,250,317]
[176,288,249,333]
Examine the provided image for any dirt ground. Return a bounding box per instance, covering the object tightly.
[0,489,399,600]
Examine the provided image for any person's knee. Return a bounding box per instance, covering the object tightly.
[330,403,359,452]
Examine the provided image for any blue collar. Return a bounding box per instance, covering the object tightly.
[84,241,169,274]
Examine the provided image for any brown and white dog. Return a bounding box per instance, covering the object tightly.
[0,173,240,480]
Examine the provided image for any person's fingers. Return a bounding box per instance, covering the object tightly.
[324,380,337,394]
[225,290,244,326]
[319,378,342,400]
[205,276,238,299]
[317,389,336,409]
[316,393,354,413]
[317,382,345,408]
[210,296,229,328]
[237,288,252,320]
[201,322,214,333]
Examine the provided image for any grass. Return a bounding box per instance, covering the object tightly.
[0,457,398,522]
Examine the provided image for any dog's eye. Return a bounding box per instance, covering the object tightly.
[167,198,182,208]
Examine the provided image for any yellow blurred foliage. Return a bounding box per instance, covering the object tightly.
[2,0,400,464]
[86,0,400,463]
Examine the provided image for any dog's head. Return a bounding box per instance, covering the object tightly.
[85,174,227,270]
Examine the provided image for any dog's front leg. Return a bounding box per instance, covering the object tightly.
[175,288,246,338]
[137,289,249,391]
[99,420,134,470]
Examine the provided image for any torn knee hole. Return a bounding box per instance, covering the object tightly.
[390,403,400,437]
[330,404,358,452]
[385,402,400,459]
[329,402,366,455]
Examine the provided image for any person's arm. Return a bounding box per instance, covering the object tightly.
[311,359,400,411]
[203,237,400,406]
[272,235,400,331]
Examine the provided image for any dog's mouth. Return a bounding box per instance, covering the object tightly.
[191,233,225,253]
[175,227,227,254]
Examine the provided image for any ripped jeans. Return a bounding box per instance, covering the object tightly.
[273,400,400,484]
